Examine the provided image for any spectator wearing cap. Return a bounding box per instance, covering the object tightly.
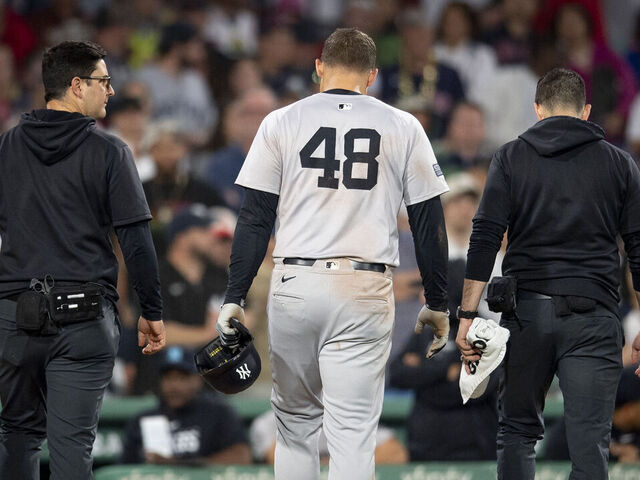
[121,345,251,465]
[137,22,218,148]
[131,204,230,394]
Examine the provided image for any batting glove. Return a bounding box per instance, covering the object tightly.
[415,305,450,358]
[216,303,245,349]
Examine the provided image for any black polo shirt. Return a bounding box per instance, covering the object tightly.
[0,109,151,301]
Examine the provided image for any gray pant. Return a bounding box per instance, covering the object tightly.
[497,295,623,480]
[0,298,120,480]
[268,259,394,480]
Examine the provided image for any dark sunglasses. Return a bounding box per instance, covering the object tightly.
[77,75,112,89]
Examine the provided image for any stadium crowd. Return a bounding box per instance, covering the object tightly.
[3,0,640,472]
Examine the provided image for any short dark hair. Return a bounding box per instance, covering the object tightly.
[535,68,586,112]
[320,28,376,72]
[42,41,107,103]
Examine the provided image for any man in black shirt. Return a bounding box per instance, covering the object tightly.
[121,346,251,465]
[0,41,166,480]
[456,68,640,480]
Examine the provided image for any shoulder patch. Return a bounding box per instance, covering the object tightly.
[433,164,443,177]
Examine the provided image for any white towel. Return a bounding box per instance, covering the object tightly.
[459,317,510,404]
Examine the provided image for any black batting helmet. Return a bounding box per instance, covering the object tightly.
[194,319,261,394]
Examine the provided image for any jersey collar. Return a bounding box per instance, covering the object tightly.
[322,89,362,95]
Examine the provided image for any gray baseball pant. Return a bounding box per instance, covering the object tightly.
[268,258,394,480]
[0,298,120,480]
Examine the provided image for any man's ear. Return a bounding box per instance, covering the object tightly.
[366,68,378,89]
[581,104,591,121]
[534,102,545,121]
[315,59,323,80]
[69,77,84,100]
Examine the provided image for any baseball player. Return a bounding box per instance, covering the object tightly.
[216,28,450,480]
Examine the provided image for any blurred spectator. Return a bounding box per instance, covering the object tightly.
[421,0,494,27]
[535,0,606,44]
[127,0,166,69]
[106,96,155,181]
[121,345,252,465]
[554,2,637,142]
[137,22,218,148]
[250,409,408,464]
[132,205,230,393]
[202,87,278,211]
[379,9,465,139]
[30,0,94,47]
[0,5,36,68]
[258,25,311,98]
[482,0,539,65]
[478,37,558,149]
[227,58,264,100]
[141,121,225,254]
[389,324,499,461]
[389,178,500,463]
[93,6,133,92]
[202,0,259,59]
[433,101,489,174]
[160,205,229,348]
[434,2,498,103]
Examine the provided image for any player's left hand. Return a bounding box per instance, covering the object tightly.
[631,331,640,377]
[216,303,245,349]
[415,305,449,358]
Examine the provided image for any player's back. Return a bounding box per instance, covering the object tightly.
[236,91,447,266]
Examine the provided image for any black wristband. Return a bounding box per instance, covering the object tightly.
[456,306,478,320]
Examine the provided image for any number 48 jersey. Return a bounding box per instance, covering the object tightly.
[235,91,449,267]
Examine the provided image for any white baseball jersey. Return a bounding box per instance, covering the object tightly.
[236,91,449,266]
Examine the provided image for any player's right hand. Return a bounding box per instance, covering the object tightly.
[415,305,450,358]
[216,303,245,349]
[138,317,166,355]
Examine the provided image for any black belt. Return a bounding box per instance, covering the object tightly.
[283,258,386,273]
[518,290,552,300]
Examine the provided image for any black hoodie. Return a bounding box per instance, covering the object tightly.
[0,109,153,302]
[466,116,640,311]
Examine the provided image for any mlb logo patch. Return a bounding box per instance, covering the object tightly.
[433,164,444,177]
[338,103,352,111]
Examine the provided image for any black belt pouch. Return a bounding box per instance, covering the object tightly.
[486,276,518,313]
[49,284,104,325]
[16,291,50,332]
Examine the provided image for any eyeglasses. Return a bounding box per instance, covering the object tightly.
[77,75,112,90]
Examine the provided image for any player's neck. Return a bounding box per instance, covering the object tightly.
[320,76,367,95]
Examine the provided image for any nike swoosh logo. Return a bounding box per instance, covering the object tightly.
[281,275,296,283]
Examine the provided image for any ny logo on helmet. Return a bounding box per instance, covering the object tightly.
[236,363,251,380]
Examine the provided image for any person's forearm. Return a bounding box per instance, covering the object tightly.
[461,278,487,312]
[224,189,278,305]
[115,221,162,320]
[406,197,448,310]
